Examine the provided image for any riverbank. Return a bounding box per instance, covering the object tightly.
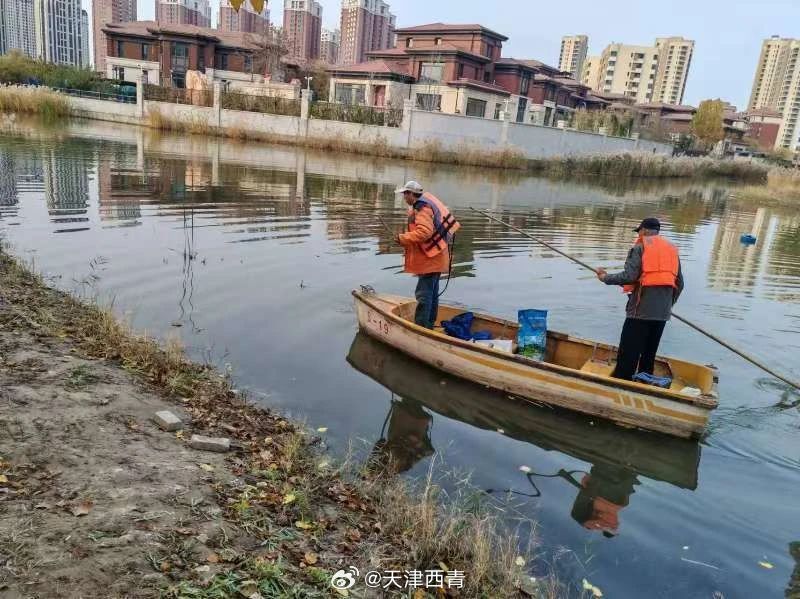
[0,246,553,598]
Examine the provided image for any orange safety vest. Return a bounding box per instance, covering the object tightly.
[622,234,680,294]
[408,192,461,258]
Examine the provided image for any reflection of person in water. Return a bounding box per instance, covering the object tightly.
[787,542,800,599]
[369,397,435,474]
[568,464,639,537]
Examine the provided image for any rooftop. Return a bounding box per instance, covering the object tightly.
[102,20,268,51]
[327,60,412,79]
[636,102,696,112]
[393,22,508,41]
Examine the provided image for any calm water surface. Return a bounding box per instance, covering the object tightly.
[1,118,799,598]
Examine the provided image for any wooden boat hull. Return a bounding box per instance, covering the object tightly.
[347,332,700,489]
[353,291,718,439]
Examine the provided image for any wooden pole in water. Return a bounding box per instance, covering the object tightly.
[470,207,800,391]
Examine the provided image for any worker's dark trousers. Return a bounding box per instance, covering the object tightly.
[612,318,667,381]
[414,273,441,329]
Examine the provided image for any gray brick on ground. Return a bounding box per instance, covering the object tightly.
[153,410,183,431]
[189,435,231,453]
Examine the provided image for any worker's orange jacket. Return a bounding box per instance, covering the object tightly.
[398,193,459,275]
[623,234,680,294]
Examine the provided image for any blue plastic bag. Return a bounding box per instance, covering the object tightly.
[441,312,492,341]
[633,372,673,388]
[517,309,548,361]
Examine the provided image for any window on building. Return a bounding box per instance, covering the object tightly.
[435,37,442,46]
[483,71,491,83]
[172,72,185,88]
[416,93,442,111]
[405,37,413,48]
[142,44,149,60]
[198,50,205,71]
[116,40,124,57]
[465,98,487,117]
[214,53,228,70]
[244,55,252,72]
[335,83,366,105]
[141,69,149,82]
[171,42,189,71]
[419,62,444,84]
[112,66,125,80]
[516,97,527,123]
[494,102,502,119]
[457,64,464,79]
[519,73,530,96]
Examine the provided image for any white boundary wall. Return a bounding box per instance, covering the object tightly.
[53,83,674,158]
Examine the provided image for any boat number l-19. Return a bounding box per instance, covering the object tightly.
[366,310,390,335]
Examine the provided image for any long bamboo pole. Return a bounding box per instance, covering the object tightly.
[470,207,800,391]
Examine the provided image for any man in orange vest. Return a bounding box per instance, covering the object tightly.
[394,181,460,329]
[596,218,684,381]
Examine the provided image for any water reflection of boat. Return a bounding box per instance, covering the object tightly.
[353,292,718,439]
[347,332,701,535]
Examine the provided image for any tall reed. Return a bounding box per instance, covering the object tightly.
[0,86,69,120]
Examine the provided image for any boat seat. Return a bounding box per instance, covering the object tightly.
[580,359,616,378]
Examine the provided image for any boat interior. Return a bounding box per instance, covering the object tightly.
[389,299,717,398]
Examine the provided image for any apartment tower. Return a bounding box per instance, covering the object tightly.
[34,0,88,66]
[339,0,395,65]
[652,36,694,105]
[0,0,37,57]
[747,36,800,151]
[581,36,693,105]
[283,0,322,62]
[558,35,588,79]
[92,0,136,72]
[219,0,270,34]
[80,9,89,67]
[320,28,340,64]
[155,0,212,27]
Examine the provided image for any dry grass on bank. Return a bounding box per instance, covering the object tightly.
[531,153,770,181]
[733,166,800,204]
[0,85,69,120]
[0,246,555,598]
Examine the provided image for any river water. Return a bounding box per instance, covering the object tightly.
[1,118,798,598]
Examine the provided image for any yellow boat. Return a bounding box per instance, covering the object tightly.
[352,290,719,439]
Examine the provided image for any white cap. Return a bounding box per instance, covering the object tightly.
[394,180,423,194]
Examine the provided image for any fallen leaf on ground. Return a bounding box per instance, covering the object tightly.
[71,500,93,517]
[0,475,8,484]
[295,520,313,530]
[582,578,603,597]
[316,427,328,433]
[304,551,318,565]
[759,561,774,569]
[413,589,426,599]
[199,463,214,472]
[283,493,296,505]
[519,465,532,473]
[333,589,349,597]
[207,552,220,563]
[515,556,526,567]
[238,580,259,596]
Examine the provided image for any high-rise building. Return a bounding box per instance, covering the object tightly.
[34,0,88,66]
[652,36,694,105]
[80,9,89,67]
[339,0,395,65]
[558,35,588,79]
[320,28,340,64]
[0,0,37,58]
[580,37,693,105]
[283,0,322,62]
[747,36,800,152]
[155,0,212,27]
[92,0,136,73]
[218,0,270,34]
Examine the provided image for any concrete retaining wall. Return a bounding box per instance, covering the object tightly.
[57,87,674,159]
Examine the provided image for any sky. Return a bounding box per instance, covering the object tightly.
[106,0,800,109]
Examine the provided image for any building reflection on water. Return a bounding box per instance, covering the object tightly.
[1,132,799,305]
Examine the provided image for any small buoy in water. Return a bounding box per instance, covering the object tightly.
[740,234,757,245]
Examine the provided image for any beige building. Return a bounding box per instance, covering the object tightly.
[652,37,693,104]
[747,36,800,152]
[558,34,588,79]
[581,37,693,105]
